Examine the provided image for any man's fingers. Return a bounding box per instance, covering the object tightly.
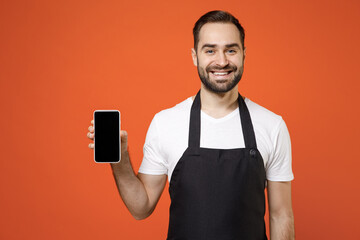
[120,130,127,137]
[88,125,94,132]
[88,120,95,149]
[87,132,94,139]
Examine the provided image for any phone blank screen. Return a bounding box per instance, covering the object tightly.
[94,111,120,163]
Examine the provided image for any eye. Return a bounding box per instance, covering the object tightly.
[227,49,236,54]
[205,49,214,54]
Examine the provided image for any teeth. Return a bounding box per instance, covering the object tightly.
[213,72,228,75]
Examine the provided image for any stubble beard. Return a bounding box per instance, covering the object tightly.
[197,61,244,93]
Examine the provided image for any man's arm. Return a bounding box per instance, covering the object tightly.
[88,121,167,220]
[110,149,167,220]
[267,181,295,240]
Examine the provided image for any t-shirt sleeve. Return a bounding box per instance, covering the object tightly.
[266,118,294,181]
[138,114,168,175]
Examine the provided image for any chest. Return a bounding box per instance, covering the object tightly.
[162,113,272,182]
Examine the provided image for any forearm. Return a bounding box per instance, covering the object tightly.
[269,213,295,240]
[110,150,150,220]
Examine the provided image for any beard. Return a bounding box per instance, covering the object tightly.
[197,61,243,93]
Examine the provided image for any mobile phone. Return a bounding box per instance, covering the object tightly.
[93,110,121,163]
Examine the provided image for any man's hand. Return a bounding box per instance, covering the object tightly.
[86,119,166,220]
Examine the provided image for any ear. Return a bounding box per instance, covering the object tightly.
[243,47,246,61]
[191,48,197,66]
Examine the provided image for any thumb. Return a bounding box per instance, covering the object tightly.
[120,130,128,150]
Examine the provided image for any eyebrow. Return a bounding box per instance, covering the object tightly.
[200,43,241,50]
[225,43,241,48]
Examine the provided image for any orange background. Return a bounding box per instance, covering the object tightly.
[1,0,359,239]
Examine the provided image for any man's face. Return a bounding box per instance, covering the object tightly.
[192,23,246,93]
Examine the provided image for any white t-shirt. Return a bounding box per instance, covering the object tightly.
[138,97,294,183]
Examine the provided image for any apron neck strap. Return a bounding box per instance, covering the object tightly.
[189,90,257,149]
[237,92,257,149]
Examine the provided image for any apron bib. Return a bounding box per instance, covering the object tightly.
[167,91,267,240]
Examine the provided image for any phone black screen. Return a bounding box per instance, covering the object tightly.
[94,111,120,163]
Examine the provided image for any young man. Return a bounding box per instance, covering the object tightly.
[88,10,295,240]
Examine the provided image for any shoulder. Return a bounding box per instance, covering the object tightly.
[245,98,285,133]
[143,97,192,152]
[147,97,192,143]
[145,97,192,165]
[153,97,192,125]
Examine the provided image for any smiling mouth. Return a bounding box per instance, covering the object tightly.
[210,71,233,77]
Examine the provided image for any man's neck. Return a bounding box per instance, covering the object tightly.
[192,85,240,119]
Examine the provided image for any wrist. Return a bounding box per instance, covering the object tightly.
[111,149,130,173]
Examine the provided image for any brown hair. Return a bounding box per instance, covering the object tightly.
[193,10,245,51]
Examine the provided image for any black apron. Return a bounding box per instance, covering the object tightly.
[167,91,267,240]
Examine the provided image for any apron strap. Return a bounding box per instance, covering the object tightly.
[189,90,257,149]
[237,93,257,149]
[189,91,201,148]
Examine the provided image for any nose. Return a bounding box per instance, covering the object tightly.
[215,52,228,67]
